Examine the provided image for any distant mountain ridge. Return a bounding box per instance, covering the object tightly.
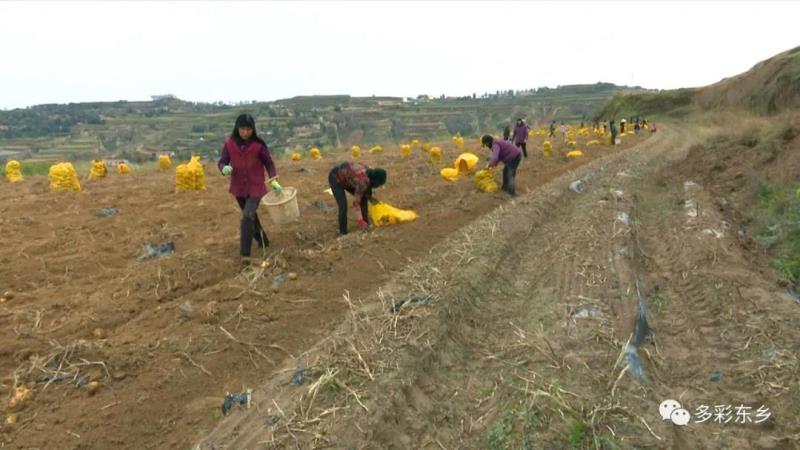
[0,83,644,163]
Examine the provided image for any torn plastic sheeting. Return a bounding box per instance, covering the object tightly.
[96,208,118,217]
[390,293,432,313]
[291,368,308,385]
[221,389,252,416]
[265,415,281,427]
[568,305,600,319]
[272,274,287,287]
[138,242,176,261]
[569,180,585,193]
[624,277,652,384]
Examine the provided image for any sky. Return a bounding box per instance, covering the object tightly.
[0,1,798,110]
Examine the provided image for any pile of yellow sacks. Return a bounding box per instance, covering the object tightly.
[159,154,172,171]
[369,202,418,227]
[89,160,107,179]
[440,152,479,181]
[310,148,322,160]
[5,160,23,183]
[116,163,131,174]
[474,168,499,193]
[351,146,361,158]
[175,155,206,192]
[48,162,81,192]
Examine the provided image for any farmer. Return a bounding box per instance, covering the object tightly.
[610,119,618,145]
[549,120,556,138]
[218,113,281,258]
[503,125,512,141]
[559,122,568,143]
[482,134,522,197]
[328,161,387,235]
[511,118,530,158]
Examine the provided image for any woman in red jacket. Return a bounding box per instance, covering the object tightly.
[218,114,281,258]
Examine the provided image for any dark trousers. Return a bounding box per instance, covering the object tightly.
[502,154,522,196]
[236,196,267,256]
[329,169,369,235]
[515,141,528,158]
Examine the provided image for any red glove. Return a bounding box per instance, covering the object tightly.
[357,219,368,230]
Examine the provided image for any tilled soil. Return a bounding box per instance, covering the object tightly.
[196,125,800,450]
[0,133,645,449]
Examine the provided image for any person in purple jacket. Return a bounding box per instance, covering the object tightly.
[481,134,522,197]
[511,118,530,158]
[218,114,281,258]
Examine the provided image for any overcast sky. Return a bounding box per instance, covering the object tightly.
[0,1,797,110]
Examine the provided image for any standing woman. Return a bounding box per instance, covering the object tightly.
[511,118,529,158]
[218,113,282,258]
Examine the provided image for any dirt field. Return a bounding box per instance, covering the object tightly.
[192,123,799,449]
[0,132,651,449]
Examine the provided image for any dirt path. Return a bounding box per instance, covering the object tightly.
[196,126,800,449]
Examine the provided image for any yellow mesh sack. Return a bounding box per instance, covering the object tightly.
[310,148,322,160]
[291,152,302,161]
[176,156,206,192]
[474,168,499,193]
[440,167,460,181]
[48,162,81,192]
[411,139,419,149]
[89,160,107,179]
[116,163,131,174]
[422,142,431,153]
[159,155,172,171]
[351,146,361,158]
[586,140,601,146]
[452,135,464,149]
[543,141,553,157]
[454,152,479,174]
[400,144,411,157]
[566,150,584,158]
[5,160,23,183]
[369,202,418,226]
[430,146,442,163]
[369,145,383,154]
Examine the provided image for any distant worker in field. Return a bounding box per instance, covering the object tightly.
[634,121,641,134]
[328,161,387,235]
[503,125,512,141]
[511,118,530,158]
[481,134,522,197]
[549,120,556,138]
[620,118,627,134]
[559,122,568,143]
[218,113,280,259]
[610,119,618,145]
